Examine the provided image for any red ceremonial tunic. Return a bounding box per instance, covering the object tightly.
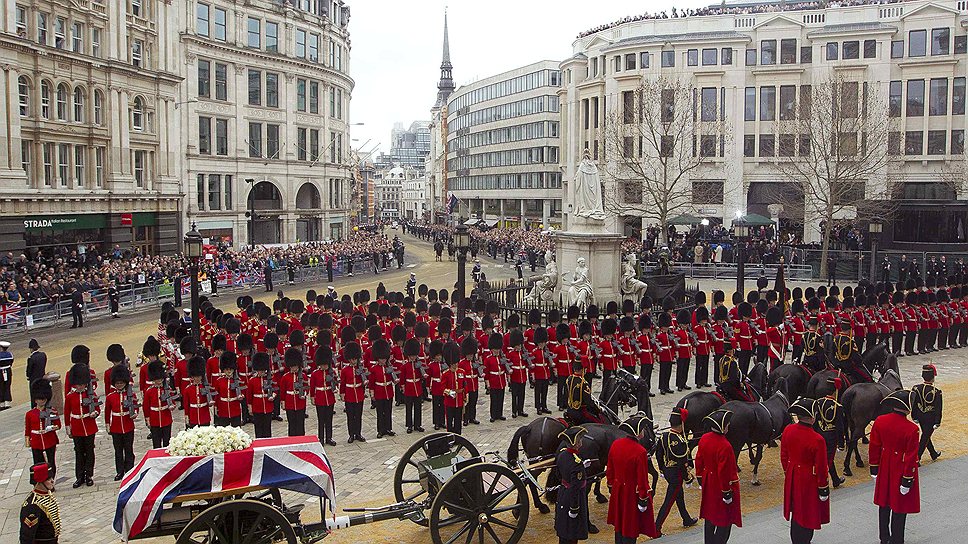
[507,350,529,384]
[597,337,619,371]
[606,437,659,539]
[735,320,754,352]
[695,431,742,528]
[483,353,508,390]
[142,385,173,429]
[442,367,466,408]
[674,328,692,360]
[24,408,60,450]
[368,365,396,401]
[635,333,655,365]
[104,388,137,434]
[339,366,367,403]
[869,412,921,514]
[554,342,574,377]
[309,369,337,407]
[458,360,480,392]
[65,388,100,437]
[280,371,309,411]
[213,376,244,419]
[247,375,276,414]
[400,360,424,398]
[780,422,830,530]
[182,383,213,427]
[655,331,675,363]
[529,346,552,380]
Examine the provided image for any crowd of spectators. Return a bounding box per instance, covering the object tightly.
[577,0,909,38]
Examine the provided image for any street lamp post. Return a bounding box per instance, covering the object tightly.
[733,217,751,295]
[869,220,883,281]
[454,222,470,322]
[184,223,203,340]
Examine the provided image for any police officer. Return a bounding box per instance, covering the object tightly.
[20,463,60,544]
[655,407,698,535]
[0,340,13,410]
[912,364,943,463]
[108,283,121,318]
[70,286,84,329]
[814,378,846,487]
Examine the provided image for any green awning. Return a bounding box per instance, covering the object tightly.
[23,214,108,231]
[742,213,775,226]
[668,214,704,226]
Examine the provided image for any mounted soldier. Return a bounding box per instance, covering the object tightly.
[830,319,872,385]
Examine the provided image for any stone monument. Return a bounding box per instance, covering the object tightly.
[553,149,625,306]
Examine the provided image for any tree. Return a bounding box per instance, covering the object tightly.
[600,77,732,244]
[772,73,901,276]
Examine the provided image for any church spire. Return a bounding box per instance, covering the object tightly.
[435,10,455,109]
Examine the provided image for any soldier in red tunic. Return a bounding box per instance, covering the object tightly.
[309,347,337,446]
[65,354,99,488]
[766,306,785,372]
[142,360,173,449]
[368,339,397,438]
[246,352,275,438]
[105,366,138,481]
[441,341,465,435]
[870,390,920,544]
[400,338,425,434]
[695,409,741,544]
[25,380,59,485]
[781,398,830,544]
[280,348,309,437]
[213,352,244,427]
[507,329,530,418]
[530,327,553,415]
[339,341,366,443]
[458,337,482,426]
[554,323,576,411]
[483,332,508,422]
[182,356,212,428]
[606,416,659,543]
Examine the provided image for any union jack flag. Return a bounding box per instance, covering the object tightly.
[114,435,336,541]
[0,303,22,325]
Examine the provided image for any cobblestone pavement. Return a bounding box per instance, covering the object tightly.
[0,233,965,543]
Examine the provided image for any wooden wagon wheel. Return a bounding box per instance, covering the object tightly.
[429,462,529,544]
[394,432,480,524]
[176,499,297,544]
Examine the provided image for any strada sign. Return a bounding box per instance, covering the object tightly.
[22,214,108,231]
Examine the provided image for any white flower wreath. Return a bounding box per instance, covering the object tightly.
[166,426,254,456]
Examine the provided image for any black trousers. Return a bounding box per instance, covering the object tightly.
[509,382,526,415]
[792,344,804,365]
[656,468,690,530]
[949,326,960,348]
[737,350,752,377]
[879,507,907,544]
[704,520,732,544]
[893,332,905,355]
[253,412,273,438]
[658,361,673,392]
[446,406,463,434]
[791,519,813,544]
[0,370,10,402]
[72,434,95,481]
[463,390,479,424]
[918,421,940,459]
[695,355,710,387]
[111,432,135,476]
[856,336,866,355]
[675,357,690,390]
[534,379,549,412]
[821,433,842,482]
[904,331,916,355]
[345,401,363,439]
[432,395,444,428]
[375,398,392,435]
[286,409,306,437]
[556,376,568,410]
[30,447,56,483]
[939,327,949,349]
[72,306,83,327]
[639,364,654,395]
[405,396,423,429]
[489,388,505,420]
[214,415,242,428]
[150,425,172,448]
[755,345,767,365]
[614,533,636,544]
[315,405,333,442]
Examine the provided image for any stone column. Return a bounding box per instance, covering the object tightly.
[0,66,19,176]
[542,199,550,228]
[519,199,525,226]
[499,199,505,227]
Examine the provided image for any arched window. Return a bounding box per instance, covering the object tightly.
[18,76,29,117]
[132,96,144,130]
[73,87,85,122]
[56,83,68,120]
[41,81,51,119]
[93,90,103,125]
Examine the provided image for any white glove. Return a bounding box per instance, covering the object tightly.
[568,508,579,519]
[582,459,592,468]
[900,485,910,495]
[637,503,648,513]
[723,496,733,505]
[820,494,829,502]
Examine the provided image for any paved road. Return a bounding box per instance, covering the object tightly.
[659,453,967,544]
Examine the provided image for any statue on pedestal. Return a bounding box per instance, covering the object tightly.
[566,257,595,311]
[574,149,607,221]
[524,250,558,304]
[620,253,648,301]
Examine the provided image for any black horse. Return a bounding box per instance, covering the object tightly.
[841,353,902,477]
[719,376,792,485]
[674,362,769,446]
[767,363,811,400]
[600,367,653,420]
[804,342,889,399]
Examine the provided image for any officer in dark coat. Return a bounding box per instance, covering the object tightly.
[555,426,591,544]
[830,320,871,384]
[814,377,846,487]
[912,364,943,462]
[655,407,698,535]
[70,287,84,329]
[565,361,602,425]
[20,463,60,544]
[108,283,120,318]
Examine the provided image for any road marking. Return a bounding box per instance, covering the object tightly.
[406,264,416,268]
[12,469,23,478]
[0,479,9,485]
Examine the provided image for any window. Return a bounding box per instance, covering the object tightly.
[952,130,965,155]
[826,42,838,60]
[661,89,674,122]
[721,48,733,65]
[197,3,209,37]
[56,84,68,120]
[72,22,83,53]
[94,147,103,187]
[54,17,65,49]
[701,48,717,65]
[761,40,776,65]
[132,97,145,130]
[330,42,343,71]
[800,84,812,117]
[310,129,319,161]
[224,175,233,210]
[780,39,796,64]
[41,81,51,119]
[759,134,775,157]
[17,76,29,117]
[208,174,221,210]
[297,79,307,111]
[888,132,902,155]
[265,73,278,107]
[891,40,904,58]
[843,40,859,59]
[639,52,650,68]
[15,5,27,37]
[929,78,948,116]
[841,81,858,118]
[266,124,280,159]
[838,132,858,155]
[74,146,85,187]
[800,46,813,63]
[198,116,211,154]
[907,80,925,116]
[130,0,142,17]
[196,173,205,210]
[889,81,903,117]
[760,86,776,121]
[661,50,675,67]
[746,48,756,66]
[72,87,84,122]
[927,130,947,155]
[248,69,261,106]
[905,131,923,155]
[864,39,877,58]
[197,59,210,98]
[295,29,306,58]
[622,136,634,158]
[954,77,966,115]
[37,13,47,45]
[625,53,637,70]
[932,28,950,55]
[247,17,260,49]
[42,143,53,185]
[92,28,101,57]
[699,135,716,157]
[214,63,227,100]
[215,118,228,155]
[213,8,226,41]
[297,128,307,161]
[659,135,673,157]
[778,134,796,157]
[57,144,69,187]
[744,87,756,121]
[21,140,31,183]
[956,35,968,54]
[692,181,724,205]
[614,55,622,72]
[779,85,796,120]
[700,87,717,121]
[93,90,103,124]
[248,122,262,157]
[309,81,319,114]
[909,30,927,57]
[623,90,635,123]
[687,49,698,66]
[744,135,756,157]
[131,39,142,67]
[308,33,319,62]
[330,88,343,119]
[329,131,341,163]
[264,21,278,53]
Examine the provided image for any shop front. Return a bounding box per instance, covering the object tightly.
[23,213,109,258]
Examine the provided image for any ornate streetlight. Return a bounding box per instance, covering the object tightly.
[869,220,883,281]
[732,216,751,295]
[454,222,471,321]
[183,223,203,340]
